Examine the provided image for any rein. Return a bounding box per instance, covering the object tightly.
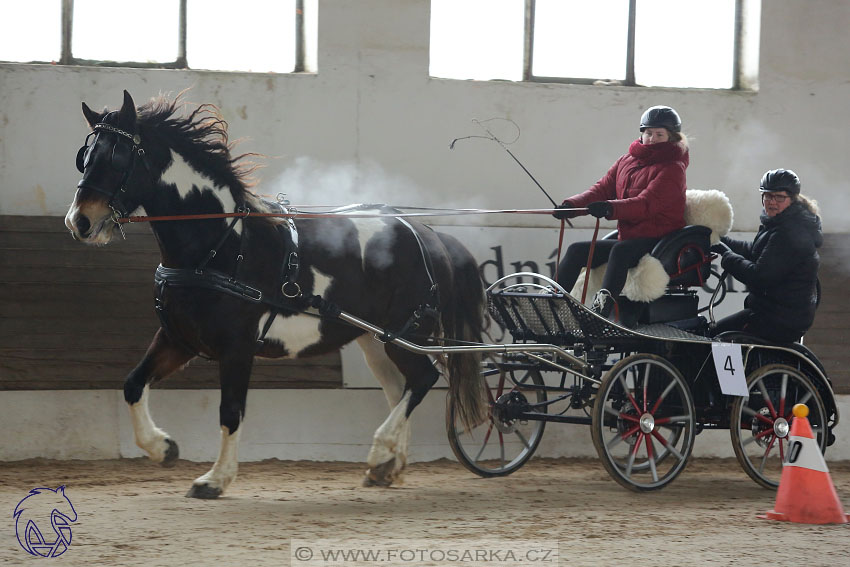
[115,207,584,224]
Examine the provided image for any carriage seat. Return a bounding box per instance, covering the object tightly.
[572,189,732,306]
[649,225,712,287]
[596,224,713,297]
[595,226,713,325]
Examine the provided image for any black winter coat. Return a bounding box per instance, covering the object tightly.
[721,201,822,334]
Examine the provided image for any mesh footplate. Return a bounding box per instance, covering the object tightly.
[488,289,713,346]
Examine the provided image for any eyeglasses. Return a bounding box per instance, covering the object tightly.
[761,192,790,204]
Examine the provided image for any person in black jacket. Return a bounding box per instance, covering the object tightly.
[712,169,822,343]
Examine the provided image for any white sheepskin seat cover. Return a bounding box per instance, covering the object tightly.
[570,189,733,304]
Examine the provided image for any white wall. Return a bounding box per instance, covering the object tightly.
[2,0,849,230]
[2,0,850,462]
[2,388,849,463]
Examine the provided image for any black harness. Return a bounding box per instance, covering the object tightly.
[153,206,443,357]
[154,200,308,356]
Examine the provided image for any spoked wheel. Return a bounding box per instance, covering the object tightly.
[446,360,547,477]
[730,363,827,489]
[591,353,695,491]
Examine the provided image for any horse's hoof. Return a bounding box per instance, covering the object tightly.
[185,483,222,499]
[160,438,179,468]
[362,460,396,487]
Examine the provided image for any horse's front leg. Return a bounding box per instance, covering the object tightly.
[124,329,195,467]
[186,353,252,499]
[362,343,439,487]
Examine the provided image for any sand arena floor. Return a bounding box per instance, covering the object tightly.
[2,457,849,566]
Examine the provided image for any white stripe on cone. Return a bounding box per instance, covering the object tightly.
[784,434,829,473]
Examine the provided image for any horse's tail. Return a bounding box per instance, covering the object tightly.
[436,233,488,431]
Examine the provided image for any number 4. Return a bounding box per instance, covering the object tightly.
[724,355,735,374]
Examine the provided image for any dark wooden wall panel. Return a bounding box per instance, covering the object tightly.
[804,233,850,394]
[0,215,342,390]
[2,215,846,394]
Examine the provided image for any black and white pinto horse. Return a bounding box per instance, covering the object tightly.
[65,91,487,498]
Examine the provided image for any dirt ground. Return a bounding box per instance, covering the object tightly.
[2,457,849,566]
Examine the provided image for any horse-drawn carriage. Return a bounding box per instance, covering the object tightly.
[447,269,837,491]
[65,91,838,497]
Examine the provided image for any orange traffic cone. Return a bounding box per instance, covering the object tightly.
[759,403,849,524]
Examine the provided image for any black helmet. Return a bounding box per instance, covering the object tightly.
[760,169,801,195]
[640,105,681,132]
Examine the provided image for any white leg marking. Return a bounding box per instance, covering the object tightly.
[192,426,241,494]
[128,386,171,462]
[356,335,406,407]
[367,390,412,469]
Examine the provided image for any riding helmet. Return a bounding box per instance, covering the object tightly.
[639,106,682,132]
[759,169,801,195]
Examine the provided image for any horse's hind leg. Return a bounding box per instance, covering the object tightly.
[124,329,195,467]
[360,338,438,487]
[186,353,252,499]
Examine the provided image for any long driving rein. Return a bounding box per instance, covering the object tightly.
[73,120,586,355]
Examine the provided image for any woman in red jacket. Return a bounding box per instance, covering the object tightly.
[553,105,689,318]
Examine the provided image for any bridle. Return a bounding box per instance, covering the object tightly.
[75,114,151,231]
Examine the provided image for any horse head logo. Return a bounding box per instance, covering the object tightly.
[13,486,78,557]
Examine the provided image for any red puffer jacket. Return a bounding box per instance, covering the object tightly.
[566,139,689,240]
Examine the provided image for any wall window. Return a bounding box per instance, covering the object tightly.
[0,0,317,73]
[430,0,760,90]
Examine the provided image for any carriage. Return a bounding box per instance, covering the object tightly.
[337,220,839,492]
[446,271,838,492]
[65,90,839,496]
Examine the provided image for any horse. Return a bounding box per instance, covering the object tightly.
[64,90,488,498]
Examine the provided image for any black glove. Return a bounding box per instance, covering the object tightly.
[552,200,586,220]
[587,201,613,219]
[720,250,741,270]
[710,242,731,255]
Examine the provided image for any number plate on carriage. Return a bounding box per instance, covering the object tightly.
[711,342,748,396]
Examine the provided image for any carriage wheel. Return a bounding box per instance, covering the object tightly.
[446,360,547,477]
[730,363,827,489]
[591,353,695,491]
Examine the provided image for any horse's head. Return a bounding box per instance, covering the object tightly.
[65,90,148,245]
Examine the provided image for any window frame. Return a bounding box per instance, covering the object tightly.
[52,0,308,72]
[521,0,753,90]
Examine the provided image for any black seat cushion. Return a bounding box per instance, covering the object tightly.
[650,225,712,286]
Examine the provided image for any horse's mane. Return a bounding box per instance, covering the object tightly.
[137,93,262,197]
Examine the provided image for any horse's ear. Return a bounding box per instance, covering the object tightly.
[119,90,138,129]
[81,102,100,127]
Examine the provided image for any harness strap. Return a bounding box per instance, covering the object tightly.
[196,209,250,273]
[373,216,441,343]
[256,218,302,350]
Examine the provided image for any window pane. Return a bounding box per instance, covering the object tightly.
[430,0,524,81]
[533,0,629,80]
[0,0,60,62]
[188,0,295,72]
[73,0,179,62]
[635,0,736,88]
